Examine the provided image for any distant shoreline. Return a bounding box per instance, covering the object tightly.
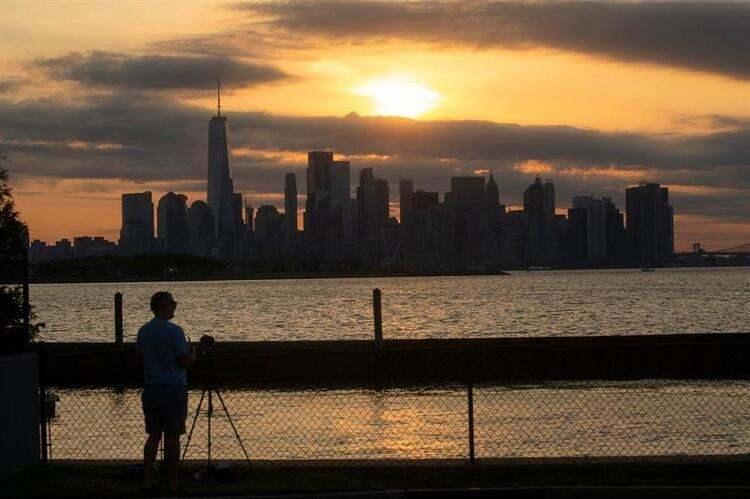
[26,265,750,285]
[28,269,512,285]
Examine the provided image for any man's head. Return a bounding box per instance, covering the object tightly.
[150,291,177,320]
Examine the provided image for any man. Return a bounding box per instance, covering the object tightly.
[136,291,196,492]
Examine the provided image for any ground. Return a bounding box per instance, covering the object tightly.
[4,460,750,497]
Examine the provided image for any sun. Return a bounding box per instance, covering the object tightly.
[356,77,440,118]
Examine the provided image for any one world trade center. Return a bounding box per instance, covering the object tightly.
[207,79,236,242]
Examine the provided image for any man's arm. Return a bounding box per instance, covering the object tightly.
[176,331,196,368]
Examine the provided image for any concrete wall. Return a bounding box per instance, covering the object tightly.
[0,353,39,476]
[42,333,750,388]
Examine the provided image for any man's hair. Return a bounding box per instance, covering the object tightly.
[150,291,173,313]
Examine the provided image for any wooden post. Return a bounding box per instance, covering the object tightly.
[114,292,123,347]
[372,288,383,350]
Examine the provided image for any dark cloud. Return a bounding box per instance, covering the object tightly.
[35,51,290,90]
[234,0,750,80]
[0,79,25,94]
[1,95,749,222]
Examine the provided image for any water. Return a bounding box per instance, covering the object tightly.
[34,267,750,342]
[49,381,750,461]
[37,267,750,461]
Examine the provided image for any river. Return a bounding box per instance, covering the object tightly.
[34,267,750,342]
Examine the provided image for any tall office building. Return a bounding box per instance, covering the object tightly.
[207,82,236,239]
[449,177,485,211]
[413,190,440,211]
[254,205,284,257]
[119,192,154,255]
[399,179,414,225]
[232,192,245,234]
[284,173,298,248]
[357,169,390,238]
[245,205,254,236]
[187,200,214,257]
[485,173,499,209]
[523,177,557,264]
[626,182,674,266]
[447,177,486,269]
[523,177,546,216]
[157,192,189,254]
[304,151,351,260]
[357,168,390,265]
[572,196,607,263]
[543,180,556,219]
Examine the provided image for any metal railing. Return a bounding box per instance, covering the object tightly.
[39,354,750,464]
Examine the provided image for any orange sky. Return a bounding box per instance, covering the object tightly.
[3,0,750,251]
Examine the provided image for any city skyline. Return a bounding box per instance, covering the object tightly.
[4,1,750,250]
[28,100,680,270]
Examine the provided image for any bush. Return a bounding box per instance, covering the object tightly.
[0,161,43,353]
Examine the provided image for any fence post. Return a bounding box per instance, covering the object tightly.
[38,341,48,464]
[114,292,123,347]
[373,288,383,350]
[467,379,475,464]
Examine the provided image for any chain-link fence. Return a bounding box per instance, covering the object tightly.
[42,371,750,463]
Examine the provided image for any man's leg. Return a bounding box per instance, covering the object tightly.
[143,432,161,486]
[164,435,181,490]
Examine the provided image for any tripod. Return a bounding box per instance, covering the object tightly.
[181,347,251,467]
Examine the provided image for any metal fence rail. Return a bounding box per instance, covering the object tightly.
[42,375,750,463]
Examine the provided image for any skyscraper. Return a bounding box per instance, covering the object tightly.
[543,180,556,219]
[207,81,236,240]
[626,182,674,266]
[331,160,352,240]
[485,173,499,209]
[523,177,557,264]
[232,192,245,235]
[304,151,351,260]
[187,200,214,257]
[119,192,154,255]
[572,196,607,263]
[523,177,546,216]
[157,192,189,254]
[447,177,485,269]
[357,168,390,266]
[399,179,414,225]
[284,173,298,248]
[449,177,485,211]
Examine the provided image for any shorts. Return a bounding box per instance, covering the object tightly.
[141,384,188,437]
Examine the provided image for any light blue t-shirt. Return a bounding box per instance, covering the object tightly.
[136,317,189,386]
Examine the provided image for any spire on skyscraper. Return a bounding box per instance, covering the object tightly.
[217,77,221,118]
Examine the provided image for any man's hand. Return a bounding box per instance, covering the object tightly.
[177,343,196,369]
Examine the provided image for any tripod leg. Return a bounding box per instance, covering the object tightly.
[181,388,206,462]
[207,389,212,467]
[213,389,252,466]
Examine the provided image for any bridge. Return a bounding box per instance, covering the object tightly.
[675,243,750,258]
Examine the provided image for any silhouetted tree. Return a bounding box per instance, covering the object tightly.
[0,157,43,353]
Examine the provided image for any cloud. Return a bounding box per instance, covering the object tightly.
[35,51,290,90]
[0,79,25,94]
[235,0,750,81]
[2,95,750,174]
[1,94,749,225]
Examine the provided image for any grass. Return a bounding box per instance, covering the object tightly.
[4,460,750,498]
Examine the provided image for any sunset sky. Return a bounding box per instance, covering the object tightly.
[3,0,750,250]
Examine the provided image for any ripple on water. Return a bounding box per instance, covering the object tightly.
[31,268,750,342]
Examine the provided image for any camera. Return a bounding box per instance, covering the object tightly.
[198,334,215,355]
